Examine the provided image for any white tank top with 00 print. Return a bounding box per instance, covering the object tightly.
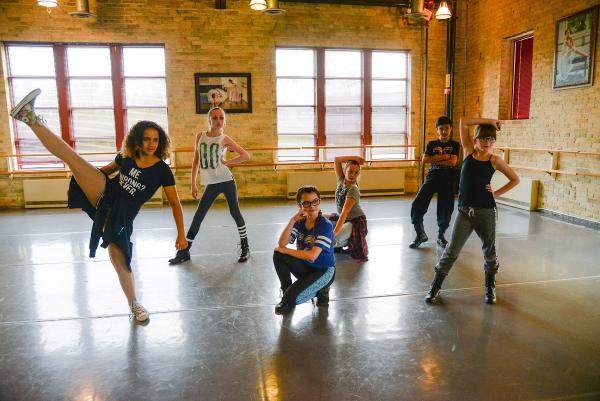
[197,132,234,185]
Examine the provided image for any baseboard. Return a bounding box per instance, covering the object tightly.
[539,209,600,230]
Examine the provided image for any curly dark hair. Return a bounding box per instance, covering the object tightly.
[295,185,321,204]
[121,120,171,160]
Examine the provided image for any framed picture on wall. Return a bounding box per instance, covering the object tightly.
[553,6,598,90]
[195,73,252,113]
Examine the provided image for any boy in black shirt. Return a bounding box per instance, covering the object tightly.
[410,116,460,248]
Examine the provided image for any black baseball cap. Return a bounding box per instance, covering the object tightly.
[435,116,452,127]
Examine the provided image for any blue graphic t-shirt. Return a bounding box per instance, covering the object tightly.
[290,215,335,269]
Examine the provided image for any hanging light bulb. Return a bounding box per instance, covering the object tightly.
[38,0,58,7]
[435,1,451,20]
[249,0,267,11]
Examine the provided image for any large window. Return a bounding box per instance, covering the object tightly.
[276,47,409,162]
[5,43,168,170]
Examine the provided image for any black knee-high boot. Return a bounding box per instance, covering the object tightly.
[484,271,496,304]
[425,271,447,304]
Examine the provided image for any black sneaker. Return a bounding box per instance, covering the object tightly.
[168,249,190,265]
[409,233,428,249]
[316,287,330,306]
[274,301,294,315]
[238,245,250,263]
[437,234,448,248]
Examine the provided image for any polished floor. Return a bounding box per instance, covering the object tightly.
[0,197,599,401]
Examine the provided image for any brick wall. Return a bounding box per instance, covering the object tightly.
[0,0,449,207]
[453,0,600,222]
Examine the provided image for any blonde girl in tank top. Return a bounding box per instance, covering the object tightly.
[168,106,251,264]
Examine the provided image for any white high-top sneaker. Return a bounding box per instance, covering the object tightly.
[10,88,42,125]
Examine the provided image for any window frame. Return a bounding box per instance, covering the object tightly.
[511,35,534,120]
[5,41,167,170]
[275,46,410,162]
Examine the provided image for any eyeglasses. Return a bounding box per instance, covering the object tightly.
[478,136,496,143]
[299,199,320,208]
[210,116,225,121]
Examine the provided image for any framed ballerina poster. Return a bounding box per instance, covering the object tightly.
[553,6,598,90]
[195,73,252,113]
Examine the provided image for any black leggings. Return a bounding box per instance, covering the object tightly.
[186,179,246,240]
[273,252,335,305]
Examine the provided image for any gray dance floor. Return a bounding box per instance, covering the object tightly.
[1,197,599,401]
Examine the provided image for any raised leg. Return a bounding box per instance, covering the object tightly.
[11,89,105,206]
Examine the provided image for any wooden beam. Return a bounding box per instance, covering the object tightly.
[283,0,408,6]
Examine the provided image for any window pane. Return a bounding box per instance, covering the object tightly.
[277,79,315,106]
[277,107,315,134]
[16,110,62,168]
[325,134,361,160]
[75,138,117,165]
[72,109,116,140]
[325,50,361,78]
[123,47,166,77]
[70,79,114,107]
[326,107,361,134]
[127,108,169,132]
[11,79,59,108]
[67,47,111,76]
[8,46,55,76]
[372,80,406,106]
[125,79,167,107]
[15,110,61,141]
[371,107,406,134]
[276,49,315,77]
[325,79,361,106]
[17,139,63,169]
[372,51,407,79]
[371,133,407,160]
[278,135,315,162]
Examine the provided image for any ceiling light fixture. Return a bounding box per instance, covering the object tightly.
[38,0,58,8]
[249,0,267,11]
[262,0,286,15]
[435,1,451,20]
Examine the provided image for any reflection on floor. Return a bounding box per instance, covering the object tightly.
[1,197,599,401]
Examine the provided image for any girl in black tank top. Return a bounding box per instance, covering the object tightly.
[458,153,496,208]
[424,118,520,306]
